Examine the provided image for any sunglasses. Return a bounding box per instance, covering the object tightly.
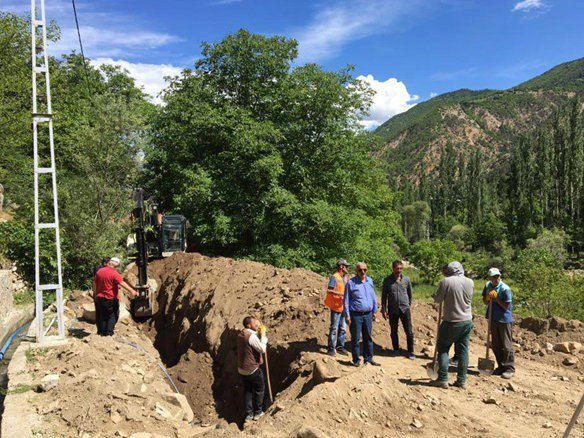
[358,268,367,272]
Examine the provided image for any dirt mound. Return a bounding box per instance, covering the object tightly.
[11,252,583,437]
[136,252,330,425]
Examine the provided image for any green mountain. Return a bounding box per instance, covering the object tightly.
[373,57,584,182]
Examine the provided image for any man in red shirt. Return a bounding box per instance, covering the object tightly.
[93,257,138,335]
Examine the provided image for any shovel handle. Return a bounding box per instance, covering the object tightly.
[264,351,274,403]
[486,300,493,359]
[431,302,443,366]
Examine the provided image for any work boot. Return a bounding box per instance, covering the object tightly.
[492,367,504,376]
[245,413,254,422]
[501,370,515,379]
[452,380,467,390]
[365,360,381,366]
[336,348,349,356]
[389,349,399,357]
[253,412,264,421]
[349,360,361,367]
[327,349,336,357]
[407,352,415,360]
[429,380,449,389]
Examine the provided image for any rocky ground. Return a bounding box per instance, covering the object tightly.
[3,252,583,437]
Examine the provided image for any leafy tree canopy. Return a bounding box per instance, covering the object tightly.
[145,29,404,280]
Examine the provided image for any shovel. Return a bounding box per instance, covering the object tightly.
[478,299,495,374]
[426,302,443,380]
[264,351,274,403]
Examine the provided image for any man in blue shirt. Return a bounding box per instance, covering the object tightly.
[482,267,515,379]
[344,262,380,367]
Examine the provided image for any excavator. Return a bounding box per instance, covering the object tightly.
[129,188,188,317]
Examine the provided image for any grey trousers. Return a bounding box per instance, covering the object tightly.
[491,322,515,371]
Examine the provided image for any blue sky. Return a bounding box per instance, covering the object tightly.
[4,0,583,127]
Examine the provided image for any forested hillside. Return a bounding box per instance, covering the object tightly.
[374,58,584,256]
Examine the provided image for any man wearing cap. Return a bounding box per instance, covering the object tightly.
[381,260,415,359]
[344,262,380,366]
[482,268,515,379]
[324,259,350,356]
[93,257,138,336]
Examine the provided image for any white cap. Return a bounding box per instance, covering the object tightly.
[487,267,501,277]
[110,257,121,267]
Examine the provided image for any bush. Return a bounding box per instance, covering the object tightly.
[510,247,580,319]
[526,228,569,267]
[409,239,459,285]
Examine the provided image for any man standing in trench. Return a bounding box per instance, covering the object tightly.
[344,262,380,367]
[93,257,138,336]
[381,260,415,359]
[237,316,268,422]
[324,259,350,356]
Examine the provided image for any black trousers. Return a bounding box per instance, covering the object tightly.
[491,322,515,371]
[389,308,414,353]
[94,297,119,336]
[242,368,265,416]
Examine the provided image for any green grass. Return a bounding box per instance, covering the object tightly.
[13,289,35,306]
[0,383,36,396]
[25,348,48,363]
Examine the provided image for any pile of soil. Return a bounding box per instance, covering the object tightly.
[12,252,583,437]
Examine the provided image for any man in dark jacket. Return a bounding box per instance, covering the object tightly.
[381,260,415,359]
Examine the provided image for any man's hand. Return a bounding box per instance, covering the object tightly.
[488,290,498,300]
[381,311,388,320]
[258,325,267,336]
[372,313,377,322]
[345,317,351,325]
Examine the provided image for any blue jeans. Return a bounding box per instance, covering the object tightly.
[437,320,473,382]
[349,311,374,363]
[328,310,346,351]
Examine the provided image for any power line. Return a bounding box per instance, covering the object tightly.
[71,0,92,98]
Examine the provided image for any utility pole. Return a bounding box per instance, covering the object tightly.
[31,0,65,343]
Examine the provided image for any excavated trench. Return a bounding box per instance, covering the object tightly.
[132,253,331,426]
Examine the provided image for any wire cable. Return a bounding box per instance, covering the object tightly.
[71,0,92,98]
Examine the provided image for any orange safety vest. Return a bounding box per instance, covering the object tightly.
[324,272,347,313]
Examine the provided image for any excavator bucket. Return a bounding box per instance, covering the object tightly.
[131,287,153,318]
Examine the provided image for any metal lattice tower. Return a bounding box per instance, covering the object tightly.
[31,0,65,342]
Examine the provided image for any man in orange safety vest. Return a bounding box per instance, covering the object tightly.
[324,259,350,356]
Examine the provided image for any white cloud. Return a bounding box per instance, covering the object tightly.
[357,74,419,129]
[5,0,182,60]
[294,0,423,63]
[430,92,438,98]
[512,0,548,12]
[91,58,183,104]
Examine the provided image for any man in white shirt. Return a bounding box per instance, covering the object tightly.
[237,316,268,422]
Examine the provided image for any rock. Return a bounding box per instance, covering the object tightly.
[542,422,553,429]
[483,397,499,405]
[520,317,549,335]
[111,410,123,424]
[154,401,185,421]
[546,342,554,351]
[312,359,342,385]
[549,317,568,332]
[568,342,582,353]
[506,382,518,392]
[81,303,96,323]
[554,342,571,354]
[291,426,330,438]
[385,421,391,428]
[129,434,152,438]
[162,393,194,422]
[567,320,583,329]
[39,374,60,392]
[411,418,423,429]
[563,357,579,366]
[531,347,540,354]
